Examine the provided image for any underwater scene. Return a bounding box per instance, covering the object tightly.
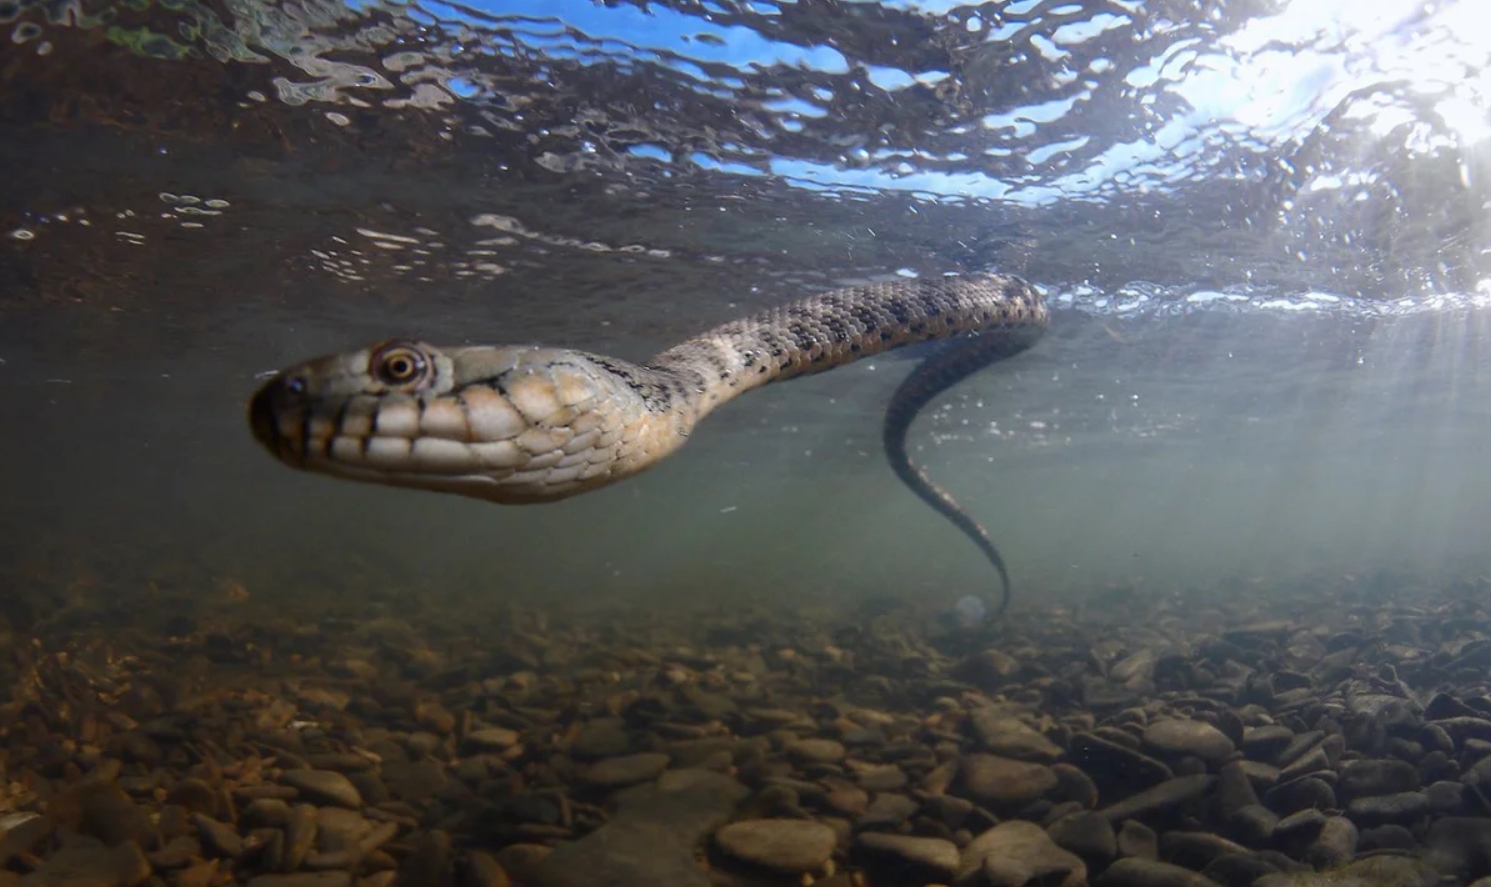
[5,0,1491,885]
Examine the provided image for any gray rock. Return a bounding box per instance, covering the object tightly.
[1228,803,1279,845]
[529,769,748,887]
[855,792,917,831]
[714,819,837,873]
[1143,719,1236,765]
[571,718,632,760]
[246,875,352,887]
[1424,816,1491,882]
[582,753,670,789]
[21,837,151,887]
[462,850,510,887]
[315,808,372,853]
[280,770,362,809]
[1099,774,1215,822]
[1426,780,1466,815]
[1116,820,1158,859]
[1200,853,1283,887]
[1216,761,1260,816]
[1344,790,1430,826]
[1094,857,1223,886]
[1159,831,1248,870]
[956,754,1058,808]
[1339,759,1420,798]
[1046,810,1115,866]
[380,760,448,803]
[855,765,906,792]
[1254,855,1443,886]
[1303,816,1358,869]
[1241,726,1295,762]
[969,710,1063,762]
[854,833,958,879]
[1068,732,1173,796]
[1264,776,1336,814]
[784,739,845,765]
[958,821,1086,887]
[192,814,243,859]
[464,727,520,752]
[282,805,317,872]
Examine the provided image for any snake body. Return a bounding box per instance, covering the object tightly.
[249,272,1048,616]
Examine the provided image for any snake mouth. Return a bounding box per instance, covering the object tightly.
[248,373,310,468]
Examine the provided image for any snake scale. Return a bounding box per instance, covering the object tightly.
[249,272,1049,619]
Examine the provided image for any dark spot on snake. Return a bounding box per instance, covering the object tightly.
[887,298,911,325]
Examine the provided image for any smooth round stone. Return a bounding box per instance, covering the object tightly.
[465,727,520,751]
[855,833,958,879]
[956,754,1058,807]
[1339,758,1420,798]
[571,718,631,759]
[785,739,846,764]
[715,819,837,873]
[1099,774,1214,822]
[279,770,362,809]
[1094,857,1224,886]
[969,710,1063,762]
[582,752,670,789]
[1241,725,1295,762]
[1143,719,1236,765]
[960,821,1087,887]
[1046,810,1116,865]
[1345,790,1430,826]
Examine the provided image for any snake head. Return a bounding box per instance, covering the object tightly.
[249,341,683,503]
[249,339,455,467]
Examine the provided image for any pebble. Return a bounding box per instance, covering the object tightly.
[714,819,837,873]
[581,752,670,788]
[1142,719,1237,765]
[1096,858,1221,886]
[1339,757,1420,797]
[956,754,1059,807]
[1099,774,1215,822]
[465,727,520,752]
[531,770,747,887]
[1046,810,1116,865]
[959,821,1086,887]
[969,710,1063,761]
[784,738,846,764]
[854,833,958,879]
[279,770,363,809]
[571,718,632,759]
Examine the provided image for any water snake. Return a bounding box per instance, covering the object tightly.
[248,272,1049,618]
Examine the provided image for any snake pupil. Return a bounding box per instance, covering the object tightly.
[372,344,427,386]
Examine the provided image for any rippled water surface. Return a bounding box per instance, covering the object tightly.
[3,0,1491,615]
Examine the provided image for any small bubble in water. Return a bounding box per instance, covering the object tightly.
[9,228,34,240]
[325,112,351,126]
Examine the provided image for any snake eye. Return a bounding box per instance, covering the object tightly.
[370,342,430,388]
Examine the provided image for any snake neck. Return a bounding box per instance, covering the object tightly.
[647,274,1047,425]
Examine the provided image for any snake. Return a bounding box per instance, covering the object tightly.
[248,272,1049,619]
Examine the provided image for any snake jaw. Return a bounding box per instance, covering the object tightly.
[248,343,454,467]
